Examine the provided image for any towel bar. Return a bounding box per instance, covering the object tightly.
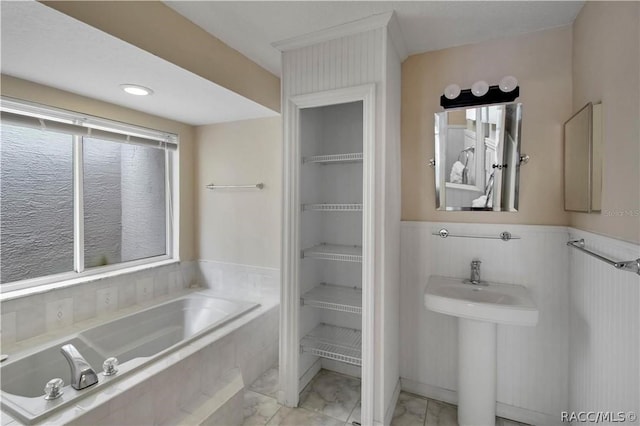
[567,239,640,275]
[432,228,520,241]
[206,183,264,190]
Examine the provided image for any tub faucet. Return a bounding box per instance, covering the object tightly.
[60,344,98,390]
[470,260,482,284]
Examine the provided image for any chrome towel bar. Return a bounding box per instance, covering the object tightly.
[432,228,520,241]
[567,239,640,275]
[206,183,264,190]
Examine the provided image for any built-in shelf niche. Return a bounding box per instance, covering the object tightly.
[279,14,404,422]
[300,323,362,366]
[301,283,362,314]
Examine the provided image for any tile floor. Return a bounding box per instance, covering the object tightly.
[243,367,530,426]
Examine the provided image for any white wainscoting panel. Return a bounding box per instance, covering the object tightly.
[282,28,384,97]
[400,222,570,423]
[567,228,640,421]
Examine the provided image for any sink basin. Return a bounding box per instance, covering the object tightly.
[424,275,539,425]
[424,275,539,326]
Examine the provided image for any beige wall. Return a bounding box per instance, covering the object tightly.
[402,26,573,226]
[571,2,640,243]
[195,117,282,268]
[43,1,281,113]
[1,75,197,260]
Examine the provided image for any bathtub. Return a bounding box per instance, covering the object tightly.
[0,292,259,424]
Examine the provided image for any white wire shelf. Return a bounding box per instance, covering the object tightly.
[300,323,362,366]
[301,283,362,314]
[302,203,363,212]
[302,244,362,263]
[303,153,363,164]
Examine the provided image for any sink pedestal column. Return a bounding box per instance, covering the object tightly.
[458,318,497,426]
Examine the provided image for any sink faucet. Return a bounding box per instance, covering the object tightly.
[470,260,482,284]
[60,344,98,390]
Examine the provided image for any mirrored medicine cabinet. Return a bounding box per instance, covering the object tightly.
[433,103,523,211]
[563,102,602,213]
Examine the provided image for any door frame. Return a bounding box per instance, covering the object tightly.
[279,83,376,425]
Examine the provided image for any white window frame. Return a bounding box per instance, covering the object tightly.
[0,98,180,293]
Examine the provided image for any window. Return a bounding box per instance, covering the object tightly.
[1,124,75,282]
[0,98,178,291]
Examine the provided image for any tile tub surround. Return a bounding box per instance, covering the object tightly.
[197,260,280,303]
[0,261,198,348]
[242,369,530,426]
[1,292,279,425]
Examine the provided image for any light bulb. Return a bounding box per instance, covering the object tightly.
[444,84,461,100]
[499,76,518,93]
[471,80,489,97]
[120,84,153,96]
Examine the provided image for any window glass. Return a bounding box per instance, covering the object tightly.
[83,138,166,268]
[0,125,74,283]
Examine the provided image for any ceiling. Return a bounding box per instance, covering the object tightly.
[0,1,278,126]
[166,1,585,76]
[1,1,584,126]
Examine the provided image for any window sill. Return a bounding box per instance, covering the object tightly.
[0,258,180,302]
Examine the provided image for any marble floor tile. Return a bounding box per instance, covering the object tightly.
[250,366,280,398]
[425,399,457,426]
[391,392,428,426]
[243,390,281,426]
[346,401,361,425]
[496,418,529,426]
[267,407,345,426]
[299,370,361,422]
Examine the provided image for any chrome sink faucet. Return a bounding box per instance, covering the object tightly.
[470,260,482,285]
[60,344,98,390]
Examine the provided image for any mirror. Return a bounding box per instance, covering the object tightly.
[434,103,523,211]
[563,102,602,212]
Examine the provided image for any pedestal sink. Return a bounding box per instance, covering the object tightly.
[424,275,539,426]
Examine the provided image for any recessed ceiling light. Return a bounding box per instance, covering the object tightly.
[120,84,153,96]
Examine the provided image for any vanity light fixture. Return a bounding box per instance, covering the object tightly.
[444,84,461,100]
[471,80,489,97]
[499,76,518,93]
[440,76,519,109]
[120,84,154,96]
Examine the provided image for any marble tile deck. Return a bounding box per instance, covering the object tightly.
[249,366,280,399]
[243,368,530,426]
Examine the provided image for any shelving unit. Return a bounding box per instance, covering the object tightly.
[301,283,362,314]
[290,99,367,408]
[303,152,363,164]
[300,323,362,366]
[301,244,362,262]
[302,203,363,212]
[279,17,403,421]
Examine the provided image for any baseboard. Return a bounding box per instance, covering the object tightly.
[400,378,457,405]
[400,378,558,426]
[384,379,402,426]
[298,358,322,393]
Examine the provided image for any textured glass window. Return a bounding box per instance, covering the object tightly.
[83,138,166,268]
[0,125,74,283]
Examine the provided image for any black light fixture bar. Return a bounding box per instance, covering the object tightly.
[440,85,519,109]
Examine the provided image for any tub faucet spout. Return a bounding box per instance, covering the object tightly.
[60,344,98,390]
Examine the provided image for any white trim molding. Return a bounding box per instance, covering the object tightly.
[400,378,556,426]
[279,84,376,425]
[273,11,397,52]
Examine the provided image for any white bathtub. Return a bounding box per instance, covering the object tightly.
[0,292,259,424]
